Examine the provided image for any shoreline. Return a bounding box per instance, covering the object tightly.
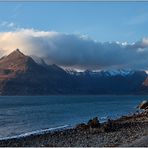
[0,125,70,141]
[1,111,148,147]
[0,111,138,141]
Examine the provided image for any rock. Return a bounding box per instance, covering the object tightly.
[137,100,148,110]
[103,119,114,132]
[87,117,100,128]
[75,117,100,130]
[76,123,89,130]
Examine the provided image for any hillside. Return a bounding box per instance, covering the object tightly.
[0,49,147,95]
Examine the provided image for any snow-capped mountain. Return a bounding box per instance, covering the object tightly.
[101,69,135,77]
[0,49,148,95]
[66,68,136,77]
[31,55,47,66]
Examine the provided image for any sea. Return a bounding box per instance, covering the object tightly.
[0,95,146,139]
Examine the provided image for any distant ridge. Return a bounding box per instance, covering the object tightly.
[0,49,147,95]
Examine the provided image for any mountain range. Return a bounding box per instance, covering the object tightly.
[0,49,148,95]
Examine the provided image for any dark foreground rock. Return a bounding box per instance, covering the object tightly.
[137,100,148,110]
[1,111,148,147]
[76,117,100,130]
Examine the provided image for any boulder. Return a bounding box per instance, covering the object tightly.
[102,119,114,132]
[137,100,148,110]
[76,123,89,130]
[87,117,100,128]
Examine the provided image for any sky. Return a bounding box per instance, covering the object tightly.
[1,2,148,42]
[1,2,148,70]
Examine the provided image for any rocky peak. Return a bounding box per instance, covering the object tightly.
[0,49,37,71]
[6,49,25,59]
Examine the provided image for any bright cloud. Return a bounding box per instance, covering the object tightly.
[0,21,18,31]
[0,28,148,70]
[7,22,15,28]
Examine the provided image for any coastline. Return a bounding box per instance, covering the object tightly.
[0,111,148,147]
[0,125,70,141]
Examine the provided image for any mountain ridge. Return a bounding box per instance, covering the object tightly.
[0,49,148,95]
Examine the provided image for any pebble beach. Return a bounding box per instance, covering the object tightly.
[0,110,148,147]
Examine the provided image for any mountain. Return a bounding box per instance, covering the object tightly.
[0,49,38,78]
[30,55,47,66]
[0,49,147,95]
[66,69,136,77]
[138,76,148,94]
[66,69,147,94]
[0,49,70,95]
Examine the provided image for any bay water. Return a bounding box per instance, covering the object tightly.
[0,95,146,138]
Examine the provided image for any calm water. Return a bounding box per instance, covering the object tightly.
[0,95,147,138]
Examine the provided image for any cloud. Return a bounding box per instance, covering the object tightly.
[0,21,17,30]
[0,28,148,70]
[7,22,15,28]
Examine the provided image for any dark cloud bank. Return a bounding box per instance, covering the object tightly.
[0,29,148,70]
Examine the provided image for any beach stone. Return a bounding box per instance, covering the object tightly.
[87,117,100,128]
[144,106,148,110]
[138,100,148,110]
[76,123,89,130]
[102,119,121,132]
